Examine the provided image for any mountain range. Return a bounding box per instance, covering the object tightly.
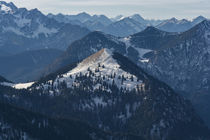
[139,20,210,127]
[1,0,210,139]
[0,1,90,54]
[157,16,207,32]
[48,12,207,37]
[0,49,210,140]
[0,1,207,53]
[44,20,210,129]
[44,27,177,74]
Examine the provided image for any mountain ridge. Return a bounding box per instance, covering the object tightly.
[140,20,210,127]
[1,49,209,140]
[0,1,90,54]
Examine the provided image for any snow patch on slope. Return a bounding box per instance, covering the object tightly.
[0,82,34,89]
[3,27,25,36]
[32,22,58,38]
[3,24,58,38]
[0,4,12,13]
[14,82,34,89]
[120,36,152,62]
[15,17,31,28]
[49,49,143,92]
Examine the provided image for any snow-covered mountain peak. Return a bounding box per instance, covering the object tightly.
[67,48,114,76]
[111,15,125,21]
[0,1,17,14]
[177,19,189,24]
[36,49,144,94]
[0,1,62,38]
[80,48,111,65]
[168,17,178,23]
[157,18,178,27]
[192,16,206,24]
[194,15,206,20]
[130,14,144,21]
[62,48,141,89]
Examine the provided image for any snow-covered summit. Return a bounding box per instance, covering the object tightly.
[56,48,142,92]
[0,1,17,14]
[68,48,113,75]
[0,1,89,53]
[33,49,145,94]
[0,1,60,38]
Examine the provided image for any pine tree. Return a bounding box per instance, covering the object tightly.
[131,76,134,81]
[113,73,116,78]
[112,79,115,86]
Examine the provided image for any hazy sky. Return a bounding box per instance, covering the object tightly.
[4,0,210,19]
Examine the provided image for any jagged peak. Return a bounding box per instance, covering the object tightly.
[0,1,17,13]
[157,17,180,26]
[168,17,179,23]
[178,19,190,24]
[130,14,144,20]
[193,15,206,21]
[113,17,144,26]
[0,1,15,7]
[29,8,43,15]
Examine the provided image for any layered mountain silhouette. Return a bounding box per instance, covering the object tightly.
[140,20,210,127]
[0,49,210,140]
[48,11,207,37]
[0,1,90,54]
[44,20,210,129]
[1,1,210,139]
